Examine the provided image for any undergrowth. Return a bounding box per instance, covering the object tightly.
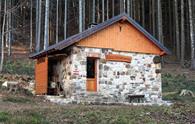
[3,59,34,76]
[162,73,195,102]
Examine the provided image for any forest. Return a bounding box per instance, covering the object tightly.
[0,0,194,71]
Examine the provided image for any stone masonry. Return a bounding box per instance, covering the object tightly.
[58,46,162,104]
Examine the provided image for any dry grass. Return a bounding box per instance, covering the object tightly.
[0,91,195,124]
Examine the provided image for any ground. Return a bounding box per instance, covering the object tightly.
[0,58,195,124]
[0,92,195,124]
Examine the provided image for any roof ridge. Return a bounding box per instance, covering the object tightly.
[30,13,171,59]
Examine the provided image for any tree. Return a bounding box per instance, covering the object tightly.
[180,0,185,67]
[92,0,95,23]
[79,0,83,33]
[102,0,105,22]
[0,0,7,72]
[44,0,49,50]
[174,0,180,60]
[7,0,11,56]
[64,0,67,39]
[35,0,42,52]
[56,0,59,43]
[30,0,33,52]
[188,0,195,69]
[157,0,163,42]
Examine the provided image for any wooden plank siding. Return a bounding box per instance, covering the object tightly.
[35,56,48,95]
[77,21,163,55]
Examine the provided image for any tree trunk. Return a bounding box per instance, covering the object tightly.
[180,0,185,67]
[174,0,180,60]
[127,0,130,16]
[112,0,114,17]
[44,0,49,50]
[152,0,156,36]
[30,0,33,52]
[35,0,42,52]
[56,0,59,43]
[92,0,95,23]
[64,0,67,39]
[79,0,83,33]
[97,0,100,23]
[8,0,11,56]
[120,0,125,13]
[157,0,163,42]
[106,0,109,20]
[82,0,85,30]
[188,0,195,69]
[141,0,145,27]
[0,0,7,72]
[102,0,105,22]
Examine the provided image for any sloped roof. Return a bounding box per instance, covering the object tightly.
[30,13,171,59]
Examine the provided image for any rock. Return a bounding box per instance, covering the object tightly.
[2,81,8,87]
[179,89,194,97]
[2,81,18,88]
[104,65,109,71]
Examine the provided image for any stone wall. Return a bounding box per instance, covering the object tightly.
[60,46,162,104]
[52,55,75,97]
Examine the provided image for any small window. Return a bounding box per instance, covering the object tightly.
[87,58,95,78]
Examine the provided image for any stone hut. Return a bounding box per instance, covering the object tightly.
[30,14,170,104]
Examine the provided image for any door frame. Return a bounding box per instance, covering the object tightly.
[86,57,99,92]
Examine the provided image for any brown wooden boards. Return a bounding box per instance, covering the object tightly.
[35,56,48,95]
[106,54,132,63]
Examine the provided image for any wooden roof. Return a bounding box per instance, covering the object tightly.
[30,13,171,59]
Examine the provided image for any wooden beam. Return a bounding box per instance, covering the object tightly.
[105,54,132,63]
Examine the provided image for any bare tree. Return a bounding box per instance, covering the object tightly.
[102,0,105,22]
[56,0,59,43]
[82,0,85,31]
[92,0,95,23]
[188,0,195,69]
[35,0,42,52]
[106,0,109,20]
[174,0,180,60]
[157,0,163,43]
[112,0,114,17]
[79,0,83,33]
[127,0,130,16]
[8,1,11,56]
[141,0,145,27]
[44,0,49,50]
[0,0,7,72]
[64,0,67,39]
[180,0,185,66]
[30,0,33,52]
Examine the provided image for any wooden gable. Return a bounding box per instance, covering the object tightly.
[77,21,164,55]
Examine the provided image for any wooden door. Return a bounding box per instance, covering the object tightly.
[86,58,97,92]
[35,56,48,95]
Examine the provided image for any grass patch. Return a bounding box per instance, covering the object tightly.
[10,111,49,124]
[0,111,49,124]
[0,112,10,123]
[162,73,195,102]
[163,92,195,102]
[61,106,159,124]
[2,96,34,104]
[3,59,34,76]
